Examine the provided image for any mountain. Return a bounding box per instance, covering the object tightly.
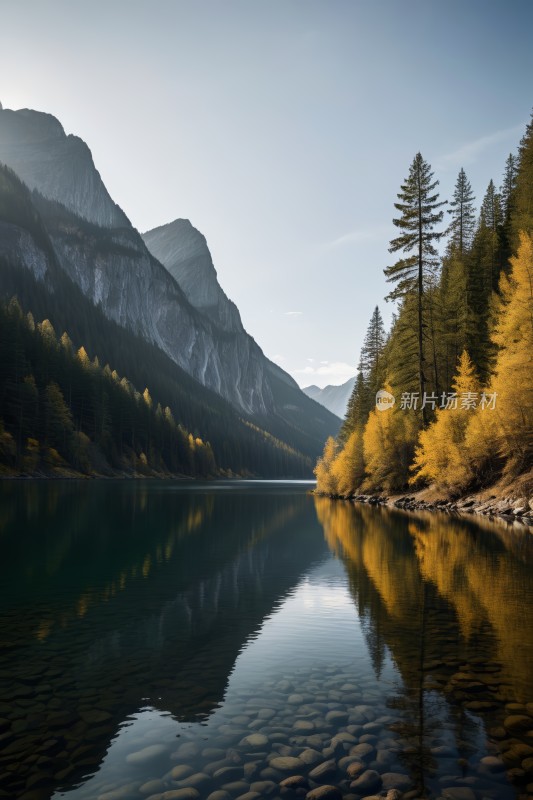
[142,218,242,333]
[304,376,355,419]
[0,107,128,228]
[0,105,339,472]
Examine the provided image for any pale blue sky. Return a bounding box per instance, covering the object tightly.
[1,0,532,386]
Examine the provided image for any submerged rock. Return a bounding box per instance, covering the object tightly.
[269,756,305,771]
[349,769,382,793]
[308,760,337,782]
[305,786,342,800]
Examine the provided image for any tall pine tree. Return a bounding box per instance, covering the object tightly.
[446,168,476,256]
[465,181,503,383]
[339,306,386,443]
[511,111,533,246]
[384,153,446,424]
[500,153,518,269]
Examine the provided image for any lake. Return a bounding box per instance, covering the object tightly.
[1,480,532,800]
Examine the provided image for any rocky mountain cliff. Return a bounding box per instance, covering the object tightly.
[0,107,128,228]
[304,376,355,420]
[0,105,339,459]
[143,219,242,333]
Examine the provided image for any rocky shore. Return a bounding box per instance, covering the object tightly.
[346,493,533,526]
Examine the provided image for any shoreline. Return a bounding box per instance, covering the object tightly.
[315,474,533,528]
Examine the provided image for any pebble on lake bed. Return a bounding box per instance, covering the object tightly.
[305,785,343,800]
[308,759,337,782]
[269,755,305,771]
[239,733,270,748]
[160,789,201,800]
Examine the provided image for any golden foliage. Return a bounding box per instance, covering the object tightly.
[363,387,418,492]
[410,351,479,490]
[331,426,365,496]
[316,495,533,700]
[315,235,532,495]
[314,436,339,495]
[470,231,533,473]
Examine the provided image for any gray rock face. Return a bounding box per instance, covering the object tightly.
[0,106,339,445]
[0,107,128,228]
[40,214,276,415]
[143,219,242,333]
[0,222,49,282]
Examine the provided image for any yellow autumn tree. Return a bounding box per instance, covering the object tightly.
[362,385,418,492]
[410,350,479,490]
[143,388,153,409]
[331,426,365,496]
[77,346,90,368]
[314,436,338,495]
[465,230,533,476]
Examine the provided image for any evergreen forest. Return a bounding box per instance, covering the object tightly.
[315,114,533,496]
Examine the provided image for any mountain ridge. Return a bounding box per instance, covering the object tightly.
[303,376,355,419]
[0,106,339,470]
[0,107,129,228]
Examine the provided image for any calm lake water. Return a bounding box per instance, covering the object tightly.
[1,480,533,800]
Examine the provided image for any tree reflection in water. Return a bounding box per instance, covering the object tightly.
[315,497,533,796]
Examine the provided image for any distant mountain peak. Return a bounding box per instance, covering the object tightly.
[142,218,242,333]
[0,105,340,452]
[0,106,128,228]
[303,376,355,419]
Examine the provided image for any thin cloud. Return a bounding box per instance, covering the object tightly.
[325,224,392,250]
[295,360,355,382]
[435,123,524,171]
[285,310,303,316]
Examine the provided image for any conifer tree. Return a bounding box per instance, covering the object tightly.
[500,153,518,267]
[439,254,468,388]
[480,180,504,291]
[511,112,533,244]
[439,170,475,385]
[501,153,518,222]
[43,381,74,455]
[384,153,446,424]
[447,168,476,256]
[339,365,368,444]
[383,294,420,396]
[465,181,503,382]
[339,307,386,444]
[360,306,386,377]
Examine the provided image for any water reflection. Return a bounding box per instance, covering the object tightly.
[316,497,533,796]
[1,483,532,800]
[0,480,326,799]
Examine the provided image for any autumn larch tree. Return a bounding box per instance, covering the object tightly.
[384,153,446,425]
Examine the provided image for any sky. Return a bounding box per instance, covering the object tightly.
[1,0,532,387]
